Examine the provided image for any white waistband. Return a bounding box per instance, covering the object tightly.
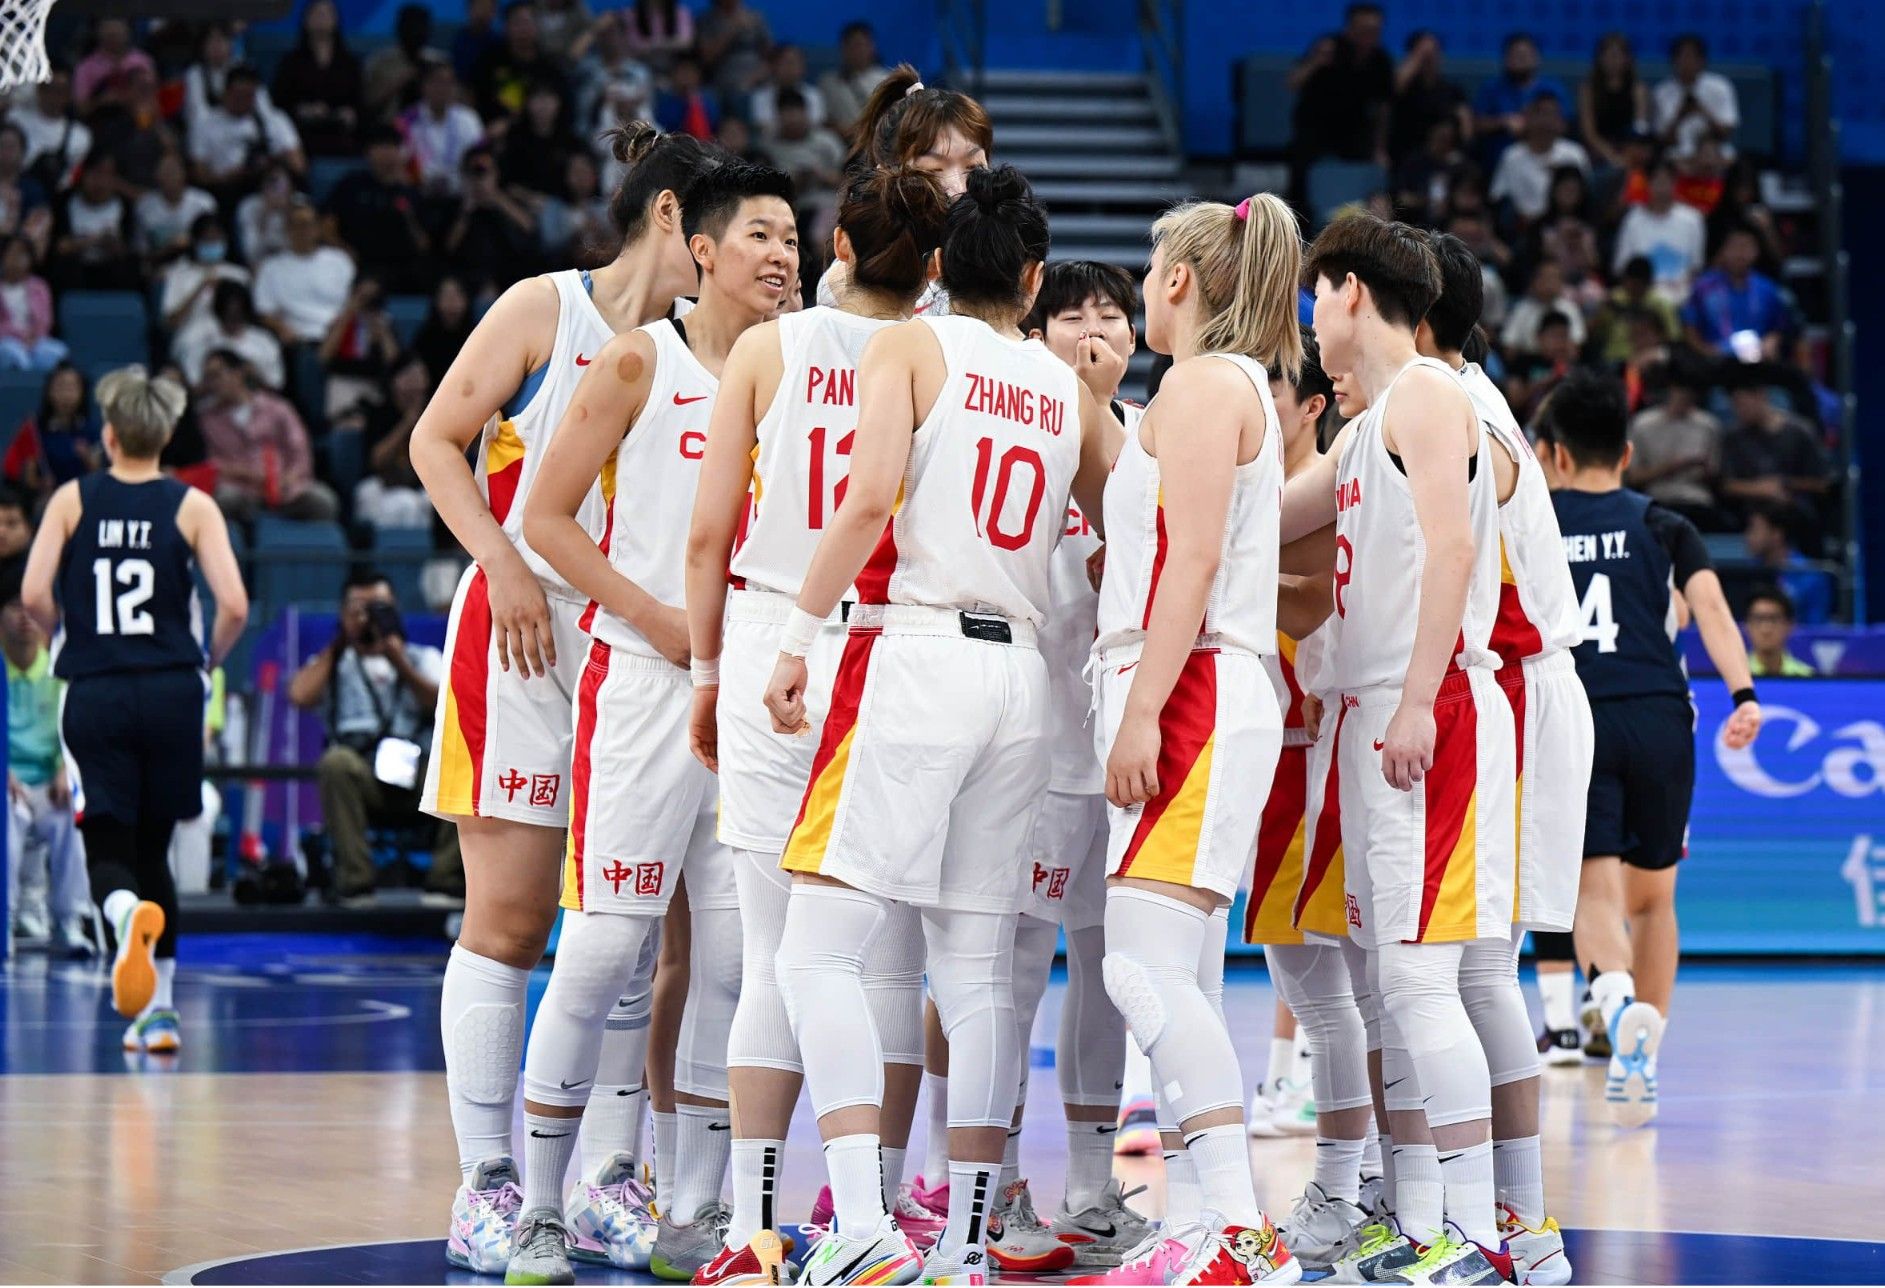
[726,588,851,628]
[848,602,1038,648]
[1093,638,1263,669]
[1283,728,1314,749]
[1517,649,1578,680]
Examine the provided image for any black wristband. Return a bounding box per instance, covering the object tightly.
[1731,686,1757,708]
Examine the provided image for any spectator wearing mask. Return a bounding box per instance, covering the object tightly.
[5,583,91,957]
[196,348,339,522]
[1625,367,1722,526]
[133,153,217,266]
[400,59,488,200]
[1288,2,1394,165]
[12,66,92,191]
[0,237,66,372]
[622,0,693,73]
[1718,374,1828,540]
[288,570,458,905]
[497,79,577,203]
[654,52,721,140]
[1578,32,1649,169]
[160,213,249,333]
[1387,29,1470,168]
[820,21,888,137]
[235,161,298,264]
[343,354,436,530]
[189,65,306,204]
[1489,91,1590,224]
[1742,586,1816,675]
[3,364,100,497]
[1501,258,1587,353]
[696,0,774,96]
[73,18,155,113]
[324,126,432,290]
[50,153,134,290]
[172,279,284,390]
[364,5,442,119]
[1683,224,1791,362]
[271,0,364,157]
[748,43,826,139]
[442,145,536,295]
[254,199,356,346]
[408,274,473,383]
[1655,34,1738,163]
[1473,32,1571,162]
[472,3,566,125]
[1743,512,1832,628]
[1612,158,1707,303]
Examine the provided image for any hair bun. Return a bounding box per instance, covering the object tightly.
[605,121,662,166]
[964,163,1031,215]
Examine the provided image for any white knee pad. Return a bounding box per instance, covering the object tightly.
[443,944,528,1109]
[523,911,661,1108]
[1268,942,1372,1113]
[777,883,889,1118]
[1059,923,1125,1108]
[922,906,1019,1129]
[729,850,801,1074]
[1459,933,1540,1088]
[676,900,742,1101]
[864,901,926,1066]
[1340,938,1382,1052]
[1375,940,1491,1129]
[1012,915,1060,1100]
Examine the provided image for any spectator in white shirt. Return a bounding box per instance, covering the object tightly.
[746,43,824,139]
[1611,158,1708,302]
[398,58,486,197]
[9,68,91,190]
[253,199,355,344]
[235,161,297,263]
[133,153,217,264]
[1488,91,1589,224]
[1654,33,1738,161]
[184,22,271,130]
[1500,258,1587,353]
[159,213,250,332]
[189,66,306,199]
[172,278,285,389]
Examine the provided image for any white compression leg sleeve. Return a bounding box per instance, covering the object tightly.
[1059,923,1125,1107]
[1341,937,1382,1054]
[921,906,1020,1130]
[864,900,927,1067]
[522,911,662,1109]
[1458,932,1541,1089]
[775,884,888,1118]
[580,926,659,1176]
[1374,940,1490,1129]
[442,944,530,1177]
[1011,914,1060,1106]
[676,898,742,1102]
[1102,889,1244,1124]
[1268,941,1373,1113]
[728,849,800,1073]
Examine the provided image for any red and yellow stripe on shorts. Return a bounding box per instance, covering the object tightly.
[781,628,880,875]
[1293,702,1348,938]
[561,639,611,912]
[1498,665,1527,923]
[1244,742,1307,944]
[431,568,494,817]
[1113,648,1218,888]
[1414,669,1485,942]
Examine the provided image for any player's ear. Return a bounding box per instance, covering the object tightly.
[832,225,854,266]
[1026,327,1044,341]
[689,230,714,274]
[652,188,682,233]
[1618,440,1634,473]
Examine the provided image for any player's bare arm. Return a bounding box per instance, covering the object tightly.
[1683,566,1763,750]
[1280,521,1337,578]
[410,276,561,676]
[178,487,249,668]
[1277,570,1334,643]
[20,479,80,637]
[1072,380,1123,534]
[1279,417,1355,543]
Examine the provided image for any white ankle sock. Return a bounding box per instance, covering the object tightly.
[922,1072,949,1182]
[102,888,138,937]
[1492,1135,1544,1226]
[669,1103,731,1222]
[1163,1147,1202,1227]
[1314,1135,1365,1204]
[441,944,529,1180]
[1186,1123,1259,1223]
[942,1160,999,1256]
[580,1085,646,1179]
[1441,1139,1497,1247]
[881,1145,907,1210]
[1590,970,1635,1030]
[1064,1121,1115,1211]
[997,1124,1022,1195]
[1392,1143,1443,1245]
[1266,1036,1295,1087]
[825,1133,887,1236]
[523,1111,581,1213]
[1361,1127,1383,1180]
[653,1110,678,1200]
[1539,972,1576,1032]
[727,1138,784,1246]
[150,958,175,1011]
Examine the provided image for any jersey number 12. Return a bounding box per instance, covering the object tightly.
[93,557,156,636]
[1577,573,1620,653]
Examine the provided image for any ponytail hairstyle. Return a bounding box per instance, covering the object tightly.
[844,63,993,173]
[939,165,1050,311]
[97,364,187,459]
[837,166,950,300]
[600,122,722,253]
[1150,192,1303,379]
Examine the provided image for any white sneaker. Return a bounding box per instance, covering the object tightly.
[919,1244,990,1285]
[1051,1179,1154,1266]
[565,1151,657,1269]
[988,1179,1075,1273]
[1498,1208,1572,1286]
[798,1214,922,1286]
[1279,1182,1369,1269]
[1606,999,1664,1128]
[447,1157,525,1274]
[1270,1077,1316,1135]
[1246,1082,1279,1138]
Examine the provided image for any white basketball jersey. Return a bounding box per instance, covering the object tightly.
[1457,362,1584,665]
[1096,353,1284,658]
[816,263,950,318]
[730,307,898,597]
[475,269,616,600]
[1327,356,1501,694]
[586,319,718,657]
[856,315,1080,626]
[1294,616,1336,700]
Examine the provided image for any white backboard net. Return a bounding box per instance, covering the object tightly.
[0,0,54,90]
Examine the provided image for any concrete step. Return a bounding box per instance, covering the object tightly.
[1047,241,1153,266]
[1047,212,1164,239]
[1028,178,1192,207]
[1003,152,1183,179]
[996,123,1167,152]
[979,67,1148,94]
[982,93,1158,123]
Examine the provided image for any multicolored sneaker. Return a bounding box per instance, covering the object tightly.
[1579,992,1610,1060]
[809,1186,836,1228]
[447,1157,524,1275]
[919,1244,989,1286]
[693,1231,788,1285]
[1395,1233,1504,1285]
[652,1202,733,1281]
[1115,1095,1161,1156]
[109,899,164,1018]
[567,1151,658,1269]
[908,1176,950,1222]
[988,1179,1075,1273]
[1327,1219,1418,1283]
[1606,999,1664,1128]
[1051,1179,1154,1266]
[1067,1226,1191,1285]
[1170,1213,1299,1285]
[504,1208,575,1285]
[1535,1027,1582,1068]
[893,1185,949,1249]
[1496,1208,1570,1286]
[122,1008,181,1054]
[798,1213,922,1286]
[1279,1182,1369,1269]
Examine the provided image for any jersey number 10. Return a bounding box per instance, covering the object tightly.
[92,557,156,636]
[969,438,1046,551]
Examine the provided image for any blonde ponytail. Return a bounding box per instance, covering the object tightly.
[1151,192,1303,377]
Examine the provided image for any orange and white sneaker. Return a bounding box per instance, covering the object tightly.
[987,1180,1074,1273]
[122,1008,181,1053]
[693,1231,788,1285]
[1171,1212,1300,1285]
[1496,1207,1571,1286]
[110,900,165,1018]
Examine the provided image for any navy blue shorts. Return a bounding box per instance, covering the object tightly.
[61,668,206,826]
[1584,694,1694,871]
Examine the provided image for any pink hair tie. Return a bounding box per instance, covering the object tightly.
[1233,197,1253,222]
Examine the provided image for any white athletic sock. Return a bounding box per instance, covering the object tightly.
[1539,971,1576,1032]
[826,1133,887,1236]
[150,958,175,1011]
[1376,1130,1395,1208]
[881,1145,908,1210]
[102,888,138,937]
[1266,1036,1295,1088]
[922,1071,949,1182]
[653,1110,679,1200]
[1361,1127,1383,1179]
[1186,1123,1259,1224]
[941,1160,1000,1256]
[441,944,529,1179]
[1392,1143,1444,1245]
[727,1138,784,1246]
[1162,1147,1202,1228]
[1314,1135,1365,1204]
[998,1123,1022,1196]
[523,1111,581,1213]
[1441,1139,1497,1248]
[1590,969,1635,1031]
[1064,1121,1115,1212]
[581,1085,646,1179]
[669,1103,731,1222]
[1492,1135,1544,1226]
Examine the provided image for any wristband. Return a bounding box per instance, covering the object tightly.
[1731,686,1757,708]
[690,656,720,688]
[778,607,824,659]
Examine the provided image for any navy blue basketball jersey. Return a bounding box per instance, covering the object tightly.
[1552,486,1711,702]
[55,474,204,680]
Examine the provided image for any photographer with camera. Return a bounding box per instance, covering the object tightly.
[290,569,460,905]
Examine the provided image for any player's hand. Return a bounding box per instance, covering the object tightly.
[1380,701,1435,792]
[485,547,555,677]
[765,653,811,735]
[1106,710,1162,807]
[1075,332,1127,403]
[638,604,692,670]
[1722,699,1762,751]
[688,684,720,772]
[1086,543,1106,592]
[1301,692,1324,742]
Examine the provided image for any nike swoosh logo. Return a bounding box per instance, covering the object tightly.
[560,1078,589,1090]
[673,392,709,406]
[1096,1125,1118,1134]
[575,353,591,366]
[708,1121,732,1131]
[834,1246,876,1281]
[529,1129,569,1138]
[1384,1076,1406,1089]
[1373,739,1386,751]
[1437,1151,1464,1164]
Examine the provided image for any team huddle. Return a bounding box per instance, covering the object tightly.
[404,67,1763,1288]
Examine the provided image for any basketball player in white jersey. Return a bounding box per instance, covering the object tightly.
[502,161,800,1288]
[1280,214,1513,1284]
[409,125,720,1278]
[1416,232,1588,1285]
[1076,193,1302,1288]
[679,166,954,1285]
[761,165,1119,1288]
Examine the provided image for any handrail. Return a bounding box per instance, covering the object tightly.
[1138,0,1184,154]
[936,0,986,100]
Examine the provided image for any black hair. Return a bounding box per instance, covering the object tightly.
[1670,33,1707,61]
[939,164,1049,310]
[1345,2,1384,18]
[1422,231,1483,354]
[0,482,28,516]
[776,86,808,114]
[210,278,256,321]
[1537,309,1573,335]
[839,20,873,41]
[1404,28,1438,52]
[35,361,88,428]
[190,212,225,241]
[596,125,721,253]
[1745,583,1795,621]
[1535,369,1627,468]
[363,123,404,150]
[1272,324,1333,406]
[225,64,262,89]
[680,158,795,242]
[1504,31,1538,54]
[837,166,949,297]
[345,567,392,594]
[1021,260,1138,336]
[1303,211,1440,332]
[1621,254,1654,283]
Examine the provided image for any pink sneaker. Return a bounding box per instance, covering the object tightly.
[909,1175,950,1221]
[810,1184,835,1228]
[892,1184,948,1248]
[1068,1229,1190,1286]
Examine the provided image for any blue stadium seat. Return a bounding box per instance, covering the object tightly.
[319,429,364,502]
[1703,532,1752,565]
[307,158,362,207]
[372,526,432,612]
[251,514,350,615]
[1236,54,1297,155]
[1307,160,1387,223]
[57,290,150,368]
[385,295,429,348]
[0,369,43,454]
